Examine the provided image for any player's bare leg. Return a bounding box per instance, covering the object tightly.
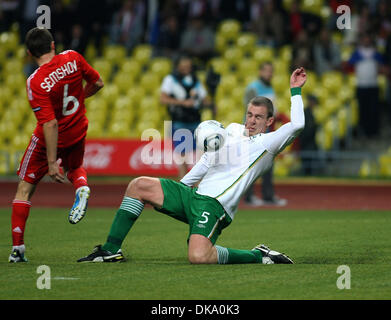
[125,176,164,207]
[77,177,163,262]
[15,180,37,201]
[9,180,36,262]
[188,234,218,264]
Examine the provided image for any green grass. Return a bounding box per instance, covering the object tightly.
[0,207,390,300]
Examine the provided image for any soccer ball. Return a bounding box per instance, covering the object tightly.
[195,120,226,152]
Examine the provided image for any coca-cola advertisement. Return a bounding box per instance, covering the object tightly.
[83,139,180,176]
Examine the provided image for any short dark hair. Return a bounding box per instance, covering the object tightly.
[25,27,54,58]
[248,96,274,118]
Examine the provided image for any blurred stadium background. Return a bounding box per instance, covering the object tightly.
[2,1,391,302]
[0,0,391,180]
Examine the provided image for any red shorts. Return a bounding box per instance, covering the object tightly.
[17,134,86,185]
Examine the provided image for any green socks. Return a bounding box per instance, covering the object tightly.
[101,196,263,264]
[215,245,262,264]
[101,197,144,254]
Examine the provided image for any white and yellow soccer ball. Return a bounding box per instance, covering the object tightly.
[195,120,226,152]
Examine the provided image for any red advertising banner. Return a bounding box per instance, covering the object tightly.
[83,139,180,176]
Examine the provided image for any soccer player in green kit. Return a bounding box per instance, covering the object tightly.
[78,67,307,265]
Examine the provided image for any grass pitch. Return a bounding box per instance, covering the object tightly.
[0,207,390,300]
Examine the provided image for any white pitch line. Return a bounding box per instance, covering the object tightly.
[52,277,80,280]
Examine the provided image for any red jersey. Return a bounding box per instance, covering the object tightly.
[26,50,100,148]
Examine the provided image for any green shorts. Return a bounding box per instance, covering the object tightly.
[155,178,231,244]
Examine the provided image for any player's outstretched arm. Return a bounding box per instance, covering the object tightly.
[84,77,104,98]
[263,68,306,155]
[288,67,306,132]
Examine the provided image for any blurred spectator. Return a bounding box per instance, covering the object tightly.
[109,0,145,51]
[50,1,71,49]
[373,0,391,48]
[344,2,373,45]
[159,56,208,179]
[251,0,286,48]
[155,15,181,59]
[313,28,341,75]
[363,0,381,14]
[0,0,19,32]
[291,30,314,70]
[384,29,391,124]
[186,0,211,20]
[159,0,188,30]
[299,94,319,175]
[209,0,223,26]
[75,0,118,57]
[69,24,88,55]
[249,0,263,25]
[145,0,159,43]
[219,0,250,25]
[243,62,287,207]
[288,0,323,42]
[289,0,302,39]
[17,0,50,77]
[180,17,215,64]
[341,2,361,45]
[205,65,221,118]
[340,1,383,46]
[348,33,385,138]
[357,3,373,34]
[17,0,49,42]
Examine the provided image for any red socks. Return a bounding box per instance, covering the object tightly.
[67,167,88,190]
[11,168,87,247]
[11,200,31,246]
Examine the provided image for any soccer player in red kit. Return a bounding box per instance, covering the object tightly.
[9,27,104,262]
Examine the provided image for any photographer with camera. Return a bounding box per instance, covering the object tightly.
[160,56,209,178]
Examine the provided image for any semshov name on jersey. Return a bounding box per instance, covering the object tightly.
[40,59,78,92]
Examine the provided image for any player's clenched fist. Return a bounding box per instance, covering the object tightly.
[290,67,307,88]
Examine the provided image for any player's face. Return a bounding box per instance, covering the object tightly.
[245,104,274,136]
